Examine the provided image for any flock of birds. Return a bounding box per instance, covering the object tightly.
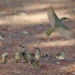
[1,45,65,69]
[0,6,73,69]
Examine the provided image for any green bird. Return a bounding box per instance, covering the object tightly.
[15,49,21,63]
[1,52,8,64]
[20,45,39,69]
[22,51,31,63]
[34,47,41,61]
[30,59,39,69]
[56,51,65,60]
[21,46,32,63]
[45,7,73,39]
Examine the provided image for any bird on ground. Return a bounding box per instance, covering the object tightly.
[20,45,39,69]
[45,7,73,39]
[56,51,65,60]
[15,49,21,63]
[20,46,32,63]
[1,52,8,64]
[34,47,41,61]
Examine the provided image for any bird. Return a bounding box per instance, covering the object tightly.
[34,47,41,61]
[20,45,39,69]
[15,49,21,63]
[45,7,73,39]
[30,59,39,69]
[1,52,8,64]
[20,46,32,63]
[56,51,65,60]
[22,51,31,63]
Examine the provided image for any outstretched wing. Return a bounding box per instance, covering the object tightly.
[47,7,73,38]
[47,7,59,26]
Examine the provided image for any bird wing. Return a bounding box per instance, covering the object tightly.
[54,25,73,38]
[47,7,59,26]
[48,7,70,30]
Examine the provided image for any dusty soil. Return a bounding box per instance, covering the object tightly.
[0,0,75,75]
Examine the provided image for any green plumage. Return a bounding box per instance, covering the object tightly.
[34,47,41,61]
[15,50,21,63]
[20,45,39,69]
[56,51,65,60]
[45,26,55,36]
[30,59,39,69]
[21,46,32,63]
[45,7,72,38]
[1,52,8,64]
[22,51,31,63]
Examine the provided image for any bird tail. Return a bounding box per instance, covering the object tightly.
[45,27,54,36]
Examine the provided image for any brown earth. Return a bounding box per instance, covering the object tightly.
[0,0,75,75]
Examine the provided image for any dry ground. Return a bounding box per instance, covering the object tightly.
[0,0,75,75]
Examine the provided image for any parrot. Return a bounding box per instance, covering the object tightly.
[45,7,73,39]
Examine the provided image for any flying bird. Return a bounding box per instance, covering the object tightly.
[45,7,73,39]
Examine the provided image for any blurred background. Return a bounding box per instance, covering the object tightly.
[0,0,75,75]
[0,0,75,25]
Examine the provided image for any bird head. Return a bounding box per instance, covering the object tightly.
[61,51,65,55]
[4,52,8,55]
[56,51,65,57]
[61,17,69,21]
[34,47,40,53]
[4,52,8,58]
[19,45,27,50]
[34,47,40,50]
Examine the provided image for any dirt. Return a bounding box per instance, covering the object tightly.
[0,0,75,75]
